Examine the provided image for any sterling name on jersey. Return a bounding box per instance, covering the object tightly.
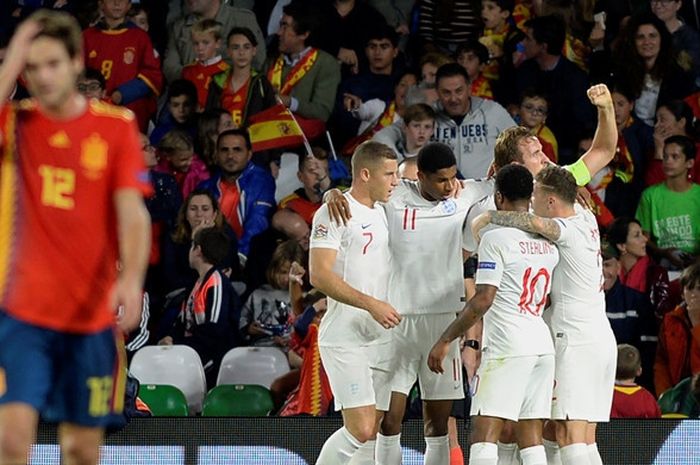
[550,206,612,345]
[311,193,391,347]
[476,227,560,357]
[386,179,493,314]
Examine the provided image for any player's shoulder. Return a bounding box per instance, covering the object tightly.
[88,100,136,123]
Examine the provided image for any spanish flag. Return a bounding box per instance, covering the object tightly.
[248,104,305,152]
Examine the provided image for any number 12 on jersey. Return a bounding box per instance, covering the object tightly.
[518,267,551,316]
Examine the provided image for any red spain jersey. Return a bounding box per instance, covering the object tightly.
[182,58,230,110]
[0,99,151,334]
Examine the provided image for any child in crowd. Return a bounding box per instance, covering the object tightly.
[76,68,108,101]
[150,79,199,146]
[196,108,236,168]
[206,27,276,127]
[372,103,436,160]
[456,40,493,100]
[156,129,210,199]
[182,19,230,111]
[517,88,558,162]
[611,344,661,418]
[239,240,304,348]
[126,3,149,32]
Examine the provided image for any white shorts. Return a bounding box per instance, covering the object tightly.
[320,342,392,412]
[551,332,617,422]
[470,354,555,421]
[389,313,464,401]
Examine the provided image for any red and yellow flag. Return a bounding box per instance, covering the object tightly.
[247,104,305,152]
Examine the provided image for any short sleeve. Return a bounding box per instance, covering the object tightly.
[310,204,344,250]
[552,217,575,247]
[475,231,505,288]
[463,197,492,253]
[635,189,652,233]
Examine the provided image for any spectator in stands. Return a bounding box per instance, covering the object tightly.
[198,128,276,264]
[181,19,230,111]
[164,0,266,82]
[647,99,700,185]
[205,27,276,127]
[613,13,696,128]
[126,3,149,31]
[196,108,236,167]
[159,227,241,388]
[275,154,331,227]
[432,63,515,179]
[373,102,436,160]
[412,51,453,104]
[83,0,163,131]
[456,40,493,100]
[268,0,341,137]
[636,135,700,269]
[611,344,661,418]
[150,79,199,146]
[651,0,700,85]
[76,68,107,101]
[240,239,304,348]
[515,14,594,163]
[156,129,210,199]
[517,88,557,163]
[654,261,700,397]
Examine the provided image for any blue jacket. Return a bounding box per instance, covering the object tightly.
[197,162,275,258]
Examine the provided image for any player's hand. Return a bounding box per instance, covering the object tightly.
[449,179,464,198]
[428,341,450,374]
[289,261,306,285]
[586,84,613,111]
[368,299,401,329]
[325,188,351,225]
[576,186,594,210]
[113,277,143,333]
[2,19,42,78]
[471,211,491,244]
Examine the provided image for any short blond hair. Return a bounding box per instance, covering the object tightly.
[191,19,223,41]
[494,126,532,169]
[351,141,397,177]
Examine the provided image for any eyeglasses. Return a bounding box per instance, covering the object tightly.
[650,0,678,4]
[521,103,548,116]
[77,82,103,93]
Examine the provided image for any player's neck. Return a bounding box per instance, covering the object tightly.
[348,186,374,208]
[552,203,575,218]
[39,92,87,120]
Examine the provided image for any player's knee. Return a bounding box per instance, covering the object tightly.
[380,409,403,435]
[349,421,377,443]
[61,437,100,465]
[0,429,32,464]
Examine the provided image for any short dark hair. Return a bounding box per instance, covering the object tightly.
[606,217,641,251]
[616,344,641,380]
[681,262,700,291]
[366,24,399,48]
[193,227,231,266]
[217,128,252,150]
[495,163,533,203]
[535,165,577,205]
[525,15,566,55]
[227,26,257,46]
[665,135,696,162]
[658,100,694,135]
[435,63,469,88]
[168,78,198,104]
[488,0,515,13]
[82,68,106,89]
[519,87,550,106]
[456,39,489,65]
[600,239,620,260]
[417,143,457,174]
[282,0,319,41]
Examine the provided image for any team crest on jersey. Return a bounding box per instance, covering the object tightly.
[441,199,456,215]
[89,50,97,58]
[313,224,328,239]
[80,133,109,180]
[0,368,5,397]
[123,47,136,65]
[48,130,71,149]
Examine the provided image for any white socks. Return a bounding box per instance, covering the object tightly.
[587,443,603,465]
[560,444,590,465]
[425,435,450,465]
[520,445,547,465]
[376,433,402,465]
[348,440,376,465]
[469,442,498,465]
[315,427,363,465]
[497,442,519,465]
[543,439,561,465]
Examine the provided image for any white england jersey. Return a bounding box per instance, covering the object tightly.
[463,180,496,254]
[311,193,391,347]
[385,179,493,314]
[549,206,611,345]
[475,227,559,357]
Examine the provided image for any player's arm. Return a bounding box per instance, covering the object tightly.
[0,20,41,104]
[309,247,401,328]
[114,189,151,332]
[576,84,617,179]
[472,210,561,243]
[428,284,497,374]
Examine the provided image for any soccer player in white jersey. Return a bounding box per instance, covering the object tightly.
[325,142,493,465]
[310,141,402,465]
[428,164,560,465]
[472,165,617,465]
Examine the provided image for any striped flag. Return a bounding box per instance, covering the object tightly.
[247,104,305,152]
